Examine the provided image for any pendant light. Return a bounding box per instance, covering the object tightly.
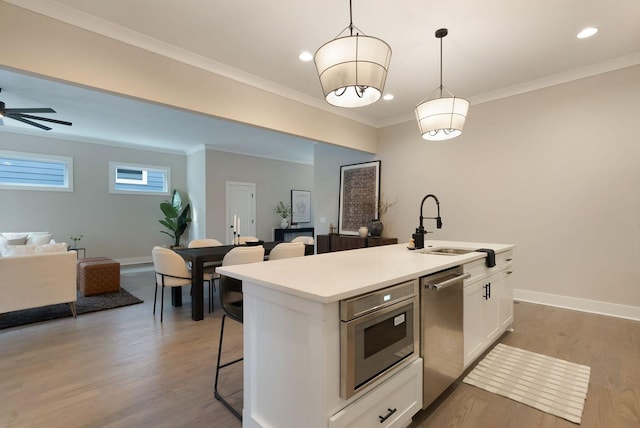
[415,28,469,141]
[314,0,392,108]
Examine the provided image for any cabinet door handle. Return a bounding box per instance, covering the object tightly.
[506,270,513,275]
[379,408,397,423]
[482,284,488,300]
[488,282,491,299]
[506,258,513,262]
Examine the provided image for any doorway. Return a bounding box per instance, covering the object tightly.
[226,181,256,244]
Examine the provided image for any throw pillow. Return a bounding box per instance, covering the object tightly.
[0,233,28,245]
[26,232,53,245]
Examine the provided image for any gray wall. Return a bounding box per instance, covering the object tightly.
[312,144,374,235]
[205,149,314,242]
[378,65,640,310]
[0,133,187,262]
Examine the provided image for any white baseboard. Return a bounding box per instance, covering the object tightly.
[514,288,640,322]
[114,256,152,266]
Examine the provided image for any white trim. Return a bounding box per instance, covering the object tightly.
[374,53,640,128]
[116,256,153,267]
[108,161,170,195]
[6,0,375,128]
[0,149,73,192]
[514,288,640,322]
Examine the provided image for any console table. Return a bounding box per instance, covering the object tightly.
[273,227,314,242]
[316,234,397,254]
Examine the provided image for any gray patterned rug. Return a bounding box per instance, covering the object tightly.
[463,343,590,424]
[0,288,143,329]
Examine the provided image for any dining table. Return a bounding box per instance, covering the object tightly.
[173,241,313,320]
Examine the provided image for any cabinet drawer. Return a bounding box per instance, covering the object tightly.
[464,259,487,285]
[329,358,422,428]
[497,250,514,269]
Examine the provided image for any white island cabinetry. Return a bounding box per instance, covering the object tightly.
[463,249,514,368]
[217,240,514,427]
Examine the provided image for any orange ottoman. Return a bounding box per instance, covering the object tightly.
[77,257,120,296]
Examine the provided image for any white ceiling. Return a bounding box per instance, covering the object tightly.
[1,0,639,163]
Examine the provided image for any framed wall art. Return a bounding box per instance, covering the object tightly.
[338,160,381,235]
[291,189,311,224]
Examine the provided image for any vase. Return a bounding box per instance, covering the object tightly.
[358,226,369,238]
[281,218,289,229]
[368,220,383,237]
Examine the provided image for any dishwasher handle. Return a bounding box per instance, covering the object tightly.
[424,273,470,291]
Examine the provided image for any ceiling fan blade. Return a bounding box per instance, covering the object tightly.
[14,113,72,126]
[6,115,52,131]
[5,107,56,114]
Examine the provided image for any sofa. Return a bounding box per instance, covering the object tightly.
[0,232,77,316]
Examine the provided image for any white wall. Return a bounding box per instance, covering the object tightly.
[205,149,314,242]
[186,148,207,240]
[378,65,640,314]
[0,133,187,261]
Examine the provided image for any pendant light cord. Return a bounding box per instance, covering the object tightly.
[439,34,443,98]
[349,0,354,36]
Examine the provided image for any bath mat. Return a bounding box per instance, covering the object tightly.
[463,343,590,424]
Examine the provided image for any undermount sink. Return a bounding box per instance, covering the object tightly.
[421,247,475,256]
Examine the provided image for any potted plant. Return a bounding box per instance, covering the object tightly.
[159,189,192,247]
[69,234,83,249]
[369,195,397,237]
[275,201,292,229]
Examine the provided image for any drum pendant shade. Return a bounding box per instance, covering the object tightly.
[415,28,469,140]
[315,34,392,108]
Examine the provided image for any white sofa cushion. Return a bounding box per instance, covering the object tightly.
[2,242,68,257]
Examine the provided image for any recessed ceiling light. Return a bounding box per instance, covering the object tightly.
[298,51,314,62]
[383,94,394,101]
[577,27,598,39]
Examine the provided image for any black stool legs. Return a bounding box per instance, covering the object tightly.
[214,314,243,420]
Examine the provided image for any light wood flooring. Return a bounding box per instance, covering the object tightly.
[1,267,638,428]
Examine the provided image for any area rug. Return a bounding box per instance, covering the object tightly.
[463,343,590,424]
[0,288,143,329]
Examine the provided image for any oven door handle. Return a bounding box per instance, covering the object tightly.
[428,273,470,291]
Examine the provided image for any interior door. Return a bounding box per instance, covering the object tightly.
[226,181,256,244]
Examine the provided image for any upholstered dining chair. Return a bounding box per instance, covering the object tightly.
[214,245,265,420]
[268,242,305,260]
[151,246,192,322]
[291,235,314,245]
[188,238,223,313]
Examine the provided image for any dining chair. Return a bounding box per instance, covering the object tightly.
[151,246,192,322]
[267,242,305,260]
[188,238,223,313]
[291,235,314,245]
[214,245,265,420]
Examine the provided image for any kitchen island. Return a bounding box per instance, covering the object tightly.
[217,240,514,428]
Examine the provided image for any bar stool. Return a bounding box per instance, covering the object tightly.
[214,245,264,420]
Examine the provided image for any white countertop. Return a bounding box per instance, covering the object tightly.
[217,240,514,303]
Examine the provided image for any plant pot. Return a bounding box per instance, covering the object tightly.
[281,218,289,229]
[368,220,383,237]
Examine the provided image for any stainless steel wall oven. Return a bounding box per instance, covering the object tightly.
[340,279,419,399]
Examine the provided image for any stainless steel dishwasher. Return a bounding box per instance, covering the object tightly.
[420,265,469,409]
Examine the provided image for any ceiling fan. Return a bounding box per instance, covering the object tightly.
[0,88,72,131]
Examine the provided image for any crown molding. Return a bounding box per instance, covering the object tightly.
[5,0,377,128]
[376,53,640,129]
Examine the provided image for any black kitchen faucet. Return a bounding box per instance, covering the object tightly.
[413,194,442,249]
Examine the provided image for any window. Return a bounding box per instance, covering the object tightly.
[0,150,73,191]
[109,162,170,195]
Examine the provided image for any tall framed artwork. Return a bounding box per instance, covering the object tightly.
[338,160,381,235]
[291,189,311,224]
